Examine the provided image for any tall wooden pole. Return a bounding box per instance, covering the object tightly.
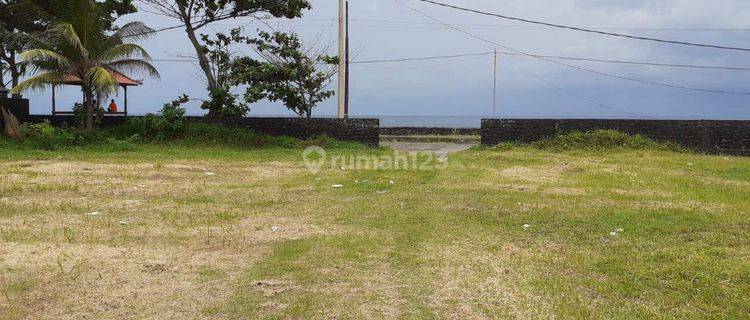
[493,48,498,117]
[337,0,347,118]
[344,1,350,118]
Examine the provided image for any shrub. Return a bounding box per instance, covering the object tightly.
[181,122,298,148]
[201,86,249,118]
[531,130,683,152]
[126,95,188,140]
[19,120,81,150]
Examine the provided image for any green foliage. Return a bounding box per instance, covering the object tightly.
[126,95,188,140]
[181,122,298,148]
[18,120,81,150]
[72,102,86,127]
[229,30,337,118]
[201,86,249,118]
[530,130,684,152]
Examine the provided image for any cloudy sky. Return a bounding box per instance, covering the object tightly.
[27,0,750,121]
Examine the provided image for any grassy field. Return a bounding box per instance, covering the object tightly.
[1,139,749,319]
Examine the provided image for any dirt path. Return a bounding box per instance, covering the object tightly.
[381,141,477,154]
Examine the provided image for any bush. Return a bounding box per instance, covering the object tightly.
[19,120,81,150]
[181,122,298,148]
[201,86,249,118]
[125,95,188,140]
[531,130,683,152]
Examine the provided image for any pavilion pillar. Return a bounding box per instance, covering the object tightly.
[52,86,56,115]
[123,85,128,116]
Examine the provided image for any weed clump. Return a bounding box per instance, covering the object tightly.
[531,130,683,152]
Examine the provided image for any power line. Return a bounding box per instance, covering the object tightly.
[352,52,492,64]
[352,51,750,71]
[412,0,750,53]
[393,0,648,118]
[347,19,750,32]
[394,0,750,96]
[284,18,750,32]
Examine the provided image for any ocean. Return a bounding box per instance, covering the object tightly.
[244,114,486,128]
[377,116,484,128]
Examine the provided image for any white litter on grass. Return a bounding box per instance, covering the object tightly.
[205,172,216,176]
[85,212,102,216]
[389,180,395,185]
[610,228,625,237]
[522,224,531,229]
[119,220,128,225]
[271,226,281,232]
[332,184,344,188]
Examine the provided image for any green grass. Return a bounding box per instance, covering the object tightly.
[0,134,748,319]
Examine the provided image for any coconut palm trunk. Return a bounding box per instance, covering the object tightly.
[84,86,94,130]
[0,104,22,140]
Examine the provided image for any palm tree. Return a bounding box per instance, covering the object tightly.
[10,0,159,130]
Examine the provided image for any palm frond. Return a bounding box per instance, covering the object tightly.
[99,43,152,62]
[47,22,89,59]
[107,59,161,80]
[10,72,65,95]
[20,49,72,71]
[110,21,156,43]
[86,67,119,94]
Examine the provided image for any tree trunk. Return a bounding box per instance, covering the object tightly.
[84,88,94,131]
[0,105,22,140]
[9,51,20,98]
[0,60,5,98]
[177,4,218,92]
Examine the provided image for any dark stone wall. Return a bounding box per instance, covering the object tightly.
[481,119,750,154]
[0,98,29,119]
[192,117,380,146]
[380,127,480,136]
[19,114,380,146]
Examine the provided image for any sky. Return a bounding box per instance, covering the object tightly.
[24,0,750,121]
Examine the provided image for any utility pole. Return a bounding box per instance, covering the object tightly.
[344,1,350,118]
[492,48,498,117]
[337,0,347,118]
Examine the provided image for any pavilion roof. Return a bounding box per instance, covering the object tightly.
[58,70,142,87]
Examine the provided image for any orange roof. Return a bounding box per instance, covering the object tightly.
[59,70,142,87]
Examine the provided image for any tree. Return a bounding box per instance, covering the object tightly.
[10,0,159,131]
[0,0,136,98]
[0,0,35,98]
[198,31,248,117]
[231,30,338,118]
[139,0,311,93]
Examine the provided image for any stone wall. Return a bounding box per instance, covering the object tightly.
[0,97,29,119]
[481,119,750,154]
[20,114,380,146]
[193,117,380,146]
